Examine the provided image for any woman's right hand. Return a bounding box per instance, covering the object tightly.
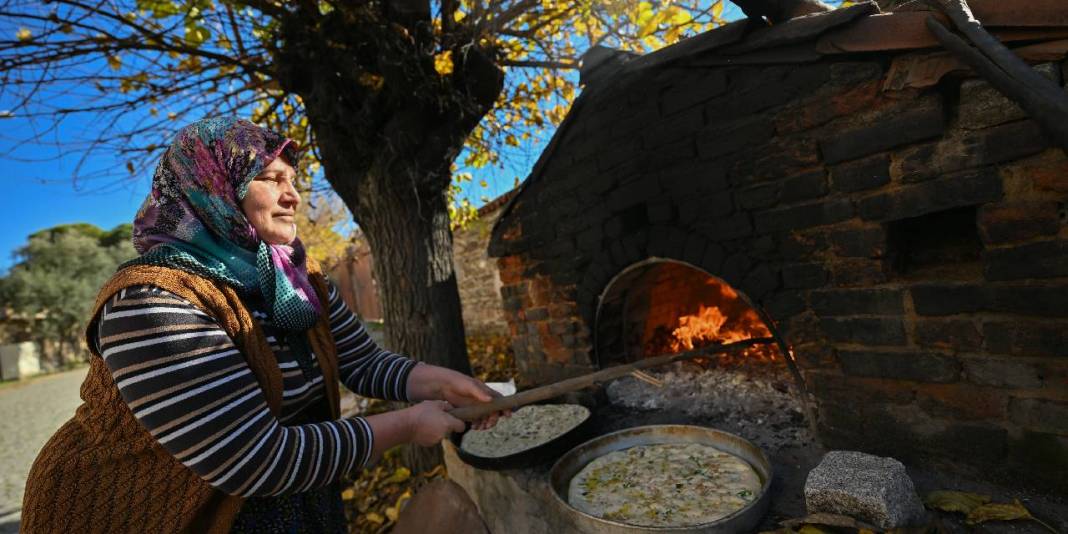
[404,400,465,447]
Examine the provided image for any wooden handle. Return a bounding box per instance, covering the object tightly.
[447,337,772,422]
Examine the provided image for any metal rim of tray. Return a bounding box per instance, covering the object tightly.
[549,425,773,533]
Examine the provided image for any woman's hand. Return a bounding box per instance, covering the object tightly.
[402,401,466,447]
[407,364,510,430]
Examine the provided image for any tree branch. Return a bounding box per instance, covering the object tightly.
[499,58,578,69]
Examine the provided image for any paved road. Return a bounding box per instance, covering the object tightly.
[0,368,87,533]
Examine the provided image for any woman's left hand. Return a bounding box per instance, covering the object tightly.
[407,364,511,430]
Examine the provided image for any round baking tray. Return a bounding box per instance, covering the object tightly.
[449,398,596,470]
[548,425,772,533]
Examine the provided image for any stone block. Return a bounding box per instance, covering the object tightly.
[775,65,882,134]
[830,154,891,193]
[736,183,779,210]
[661,161,730,195]
[809,371,914,406]
[576,226,602,251]
[665,227,688,259]
[646,226,672,258]
[892,142,939,184]
[911,284,985,316]
[957,63,1060,130]
[827,226,886,258]
[820,96,945,165]
[677,192,734,224]
[804,451,926,529]
[822,317,907,346]
[963,357,1044,389]
[700,242,725,273]
[754,198,854,233]
[607,177,661,212]
[720,252,752,285]
[646,199,674,224]
[682,234,706,266]
[743,136,823,184]
[742,264,779,300]
[696,115,775,160]
[782,262,829,289]
[954,119,1050,168]
[984,320,1068,358]
[857,168,1002,223]
[829,258,888,287]
[978,201,1061,244]
[914,383,1007,420]
[646,138,697,170]
[706,72,795,122]
[988,284,1068,317]
[810,289,904,316]
[781,230,829,259]
[659,70,728,116]
[1009,397,1068,434]
[985,240,1068,281]
[893,120,1051,183]
[595,136,642,172]
[694,213,753,240]
[1005,149,1068,195]
[643,110,703,150]
[780,170,829,203]
[839,349,961,383]
[914,320,982,352]
[765,290,807,319]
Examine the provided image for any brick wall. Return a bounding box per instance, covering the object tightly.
[489,54,1068,491]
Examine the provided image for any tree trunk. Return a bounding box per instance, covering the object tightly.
[276,7,505,473]
[358,174,471,373]
[355,163,469,473]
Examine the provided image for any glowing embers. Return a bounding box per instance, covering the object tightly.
[595,260,780,367]
[642,277,773,362]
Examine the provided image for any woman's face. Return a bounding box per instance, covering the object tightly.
[242,156,301,245]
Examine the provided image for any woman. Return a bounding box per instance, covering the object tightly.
[22,117,501,533]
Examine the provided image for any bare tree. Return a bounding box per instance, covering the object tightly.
[1,0,730,470]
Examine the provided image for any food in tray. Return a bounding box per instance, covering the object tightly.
[567,443,761,527]
[460,404,590,458]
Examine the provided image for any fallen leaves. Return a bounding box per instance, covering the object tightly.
[342,444,446,533]
[924,490,990,514]
[341,334,513,532]
[925,491,1059,534]
[467,334,517,384]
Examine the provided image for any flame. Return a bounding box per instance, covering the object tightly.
[643,279,775,362]
[668,305,771,352]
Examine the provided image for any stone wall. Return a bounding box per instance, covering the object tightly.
[454,212,509,335]
[489,48,1068,491]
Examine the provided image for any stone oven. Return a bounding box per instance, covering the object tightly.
[485,1,1068,498]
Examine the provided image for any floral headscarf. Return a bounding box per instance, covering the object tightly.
[125,117,321,332]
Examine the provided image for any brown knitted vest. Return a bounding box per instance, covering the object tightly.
[21,261,340,534]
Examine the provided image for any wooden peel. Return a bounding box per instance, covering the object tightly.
[447,337,774,422]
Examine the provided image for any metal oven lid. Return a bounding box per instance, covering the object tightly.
[548,425,773,533]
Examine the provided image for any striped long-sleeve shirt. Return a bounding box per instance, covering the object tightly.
[92,280,417,498]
